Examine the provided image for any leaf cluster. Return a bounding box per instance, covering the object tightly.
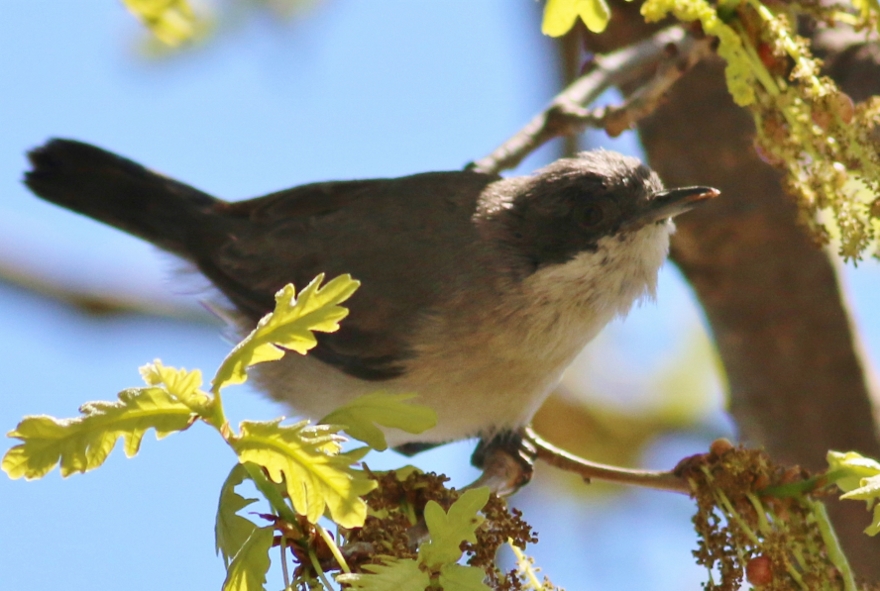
[339,487,493,591]
[336,473,550,591]
[326,468,543,591]
[2,273,554,591]
[2,274,423,590]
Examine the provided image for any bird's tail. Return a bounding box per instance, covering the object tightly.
[24,138,222,257]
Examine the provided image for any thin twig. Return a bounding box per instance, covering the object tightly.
[523,427,692,494]
[470,26,713,175]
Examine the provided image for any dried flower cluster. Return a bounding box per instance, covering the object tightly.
[279,468,548,590]
[679,440,853,590]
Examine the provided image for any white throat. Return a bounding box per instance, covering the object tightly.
[527,220,672,315]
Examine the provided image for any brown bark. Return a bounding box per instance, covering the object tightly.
[579,4,880,579]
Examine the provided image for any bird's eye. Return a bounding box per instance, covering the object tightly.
[576,203,605,228]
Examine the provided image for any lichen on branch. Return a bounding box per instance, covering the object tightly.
[646,0,880,260]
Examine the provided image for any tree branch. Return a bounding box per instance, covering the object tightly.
[524,427,691,493]
[470,26,712,175]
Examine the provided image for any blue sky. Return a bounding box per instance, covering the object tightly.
[2,2,879,590]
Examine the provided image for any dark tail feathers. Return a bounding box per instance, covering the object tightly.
[25,139,221,257]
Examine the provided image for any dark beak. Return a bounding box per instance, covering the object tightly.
[624,186,719,229]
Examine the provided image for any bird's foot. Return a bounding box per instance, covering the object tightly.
[466,429,535,496]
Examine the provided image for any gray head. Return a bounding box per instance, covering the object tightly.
[495,150,716,270]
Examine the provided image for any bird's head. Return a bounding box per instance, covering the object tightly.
[498,150,718,272]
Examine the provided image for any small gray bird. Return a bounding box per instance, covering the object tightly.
[24,139,717,462]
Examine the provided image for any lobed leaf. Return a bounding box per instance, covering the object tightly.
[221,526,273,591]
[230,419,376,528]
[419,487,490,568]
[215,463,259,567]
[337,558,429,591]
[3,387,194,480]
[212,274,360,392]
[320,392,437,451]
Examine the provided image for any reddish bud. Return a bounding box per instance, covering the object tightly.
[833,92,855,124]
[746,555,773,586]
[813,92,855,130]
[709,438,734,458]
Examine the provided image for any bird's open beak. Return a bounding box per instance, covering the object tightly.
[624,186,719,229]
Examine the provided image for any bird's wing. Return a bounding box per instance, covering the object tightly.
[197,171,496,381]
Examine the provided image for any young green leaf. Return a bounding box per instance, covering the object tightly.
[212,274,360,392]
[829,451,880,536]
[2,387,194,480]
[336,558,430,591]
[419,487,491,569]
[229,419,377,528]
[839,475,880,536]
[439,564,492,591]
[140,360,214,416]
[319,392,437,451]
[221,526,274,591]
[827,450,880,492]
[215,463,259,567]
[840,473,880,500]
[840,475,880,501]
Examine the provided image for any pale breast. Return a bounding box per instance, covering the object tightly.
[249,221,673,446]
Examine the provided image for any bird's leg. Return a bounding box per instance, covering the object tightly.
[466,429,536,496]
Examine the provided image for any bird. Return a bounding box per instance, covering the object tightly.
[24,138,717,467]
